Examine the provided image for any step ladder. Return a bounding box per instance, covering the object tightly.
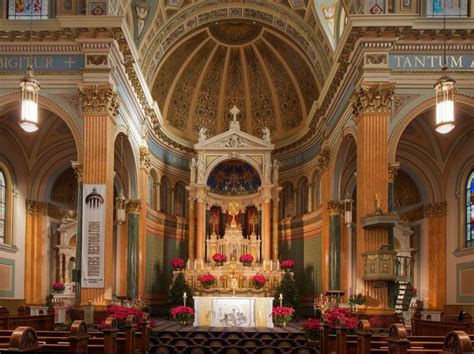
[395,281,413,315]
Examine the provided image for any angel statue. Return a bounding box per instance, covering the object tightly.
[198,127,207,142]
[190,158,197,184]
[262,127,271,143]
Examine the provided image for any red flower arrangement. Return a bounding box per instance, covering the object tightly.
[412,287,417,296]
[170,305,194,323]
[302,318,321,340]
[106,305,145,331]
[280,260,296,270]
[52,282,65,292]
[170,257,185,270]
[198,274,216,288]
[324,307,358,333]
[239,254,254,265]
[272,306,295,325]
[251,274,266,288]
[212,253,226,264]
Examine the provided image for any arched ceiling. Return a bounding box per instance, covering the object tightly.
[151,21,321,144]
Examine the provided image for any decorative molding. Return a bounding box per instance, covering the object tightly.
[352,83,395,116]
[25,200,47,215]
[78,85,120,117]
[388,162,400,184]
[423,202,447,218]
[127,199,142,213]
[327,200,343,214]
[47,204,77,220]
[139,144,151,171]
[316,146,330,171]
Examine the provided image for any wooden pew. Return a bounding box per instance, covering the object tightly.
[0,306,54,330]
[0,326,43,352]
[412,311,474,336]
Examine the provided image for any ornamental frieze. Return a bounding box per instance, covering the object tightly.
[423,202,447,218]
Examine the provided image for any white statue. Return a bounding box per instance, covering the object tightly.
[262,127,271,143]
[264,156,272,183]
[198,127,207,142]
[197,155,206,182]
[273,159,279,184]
[190,158,197,184]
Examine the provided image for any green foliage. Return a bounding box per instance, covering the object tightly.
[274,272,300,314]
[168,272,194,309]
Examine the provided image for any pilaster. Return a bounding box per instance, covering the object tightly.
[127,199,141,299]
[138,142,150,297]
[318,144,331,293]
[424,202,447,310]
[353,82,394,309]
[71,161,83,306]
[328,200,342,291]
[78,83,118,306]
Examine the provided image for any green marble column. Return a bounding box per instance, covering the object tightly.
[127,200,141,299]
[329,212,341,290]
[72,162,83,306]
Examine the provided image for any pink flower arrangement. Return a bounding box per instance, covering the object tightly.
[198,274,216,286]
[272,306,295,325]
[280,260,296,270]
[170,305,194,322]
[212,253,227,263]
[239,254,254,264]
[251,274,266,288]
[302,318,321,340]
[324,307,358,333]
[52,282,65,291]
[170,257,185,270]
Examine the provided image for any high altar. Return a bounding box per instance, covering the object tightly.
[180,106,283,327]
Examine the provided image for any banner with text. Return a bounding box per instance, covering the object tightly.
[81,184,106,288]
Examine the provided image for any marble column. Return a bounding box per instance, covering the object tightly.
[188,197,196,261]
[71,162,83,306]
[263,199,271,267]
[387,163,399,249]
[353,83,393,309]
[424,202,447,310]
[272,193,280,262]
[328,200,341,291]
[138,143,150,296]
[195,196,206,268]
[24,200,46,305]
[318,146,330,293]
[78,84,118,306]
[127,199,141,299]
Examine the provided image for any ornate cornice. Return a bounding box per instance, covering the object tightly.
[352,83,395,116]
[78,85,120,117]
[423,202,447,218]
[71,161,83,182]
[26,200,47,214]
[126,199,142,214]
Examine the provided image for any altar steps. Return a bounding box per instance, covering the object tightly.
[150,320,317,354]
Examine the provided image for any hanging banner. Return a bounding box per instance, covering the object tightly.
[81,184,106,288]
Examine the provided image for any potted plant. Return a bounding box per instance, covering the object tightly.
[212,253,226,266]
[324,307,358,334]
[272,306,295,327]
[198,274,216,289]
[302,318,321,346]
[251,274,266,289]
[106,305,145,331]
[280,260,296,271]
[239,254,254,266]
[52,282,65,293]
[170,305,194,326]
[348,292,366,312]
[170,257,186,271]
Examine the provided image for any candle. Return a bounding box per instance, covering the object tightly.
[183,292,187,298]
[279,293,283,300]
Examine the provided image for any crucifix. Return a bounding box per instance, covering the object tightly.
[229,105,241,130]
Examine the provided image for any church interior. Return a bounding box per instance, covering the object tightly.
[0,0,474,353]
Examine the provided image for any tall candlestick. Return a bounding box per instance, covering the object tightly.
[183,292,187,306]
[279,293,283,307]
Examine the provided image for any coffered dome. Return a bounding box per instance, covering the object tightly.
[151,21,321,145]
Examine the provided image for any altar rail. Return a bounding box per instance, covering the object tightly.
[412,311,474,336]
[0,306,54,330]
[320,319,474,354]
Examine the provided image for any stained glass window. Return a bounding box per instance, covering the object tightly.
[428,0,468,17]
[466,171,474,247]
[8,0,49,19]
[0,170,6,244]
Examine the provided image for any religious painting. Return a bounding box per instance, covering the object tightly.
[426,0,468,16]
[207,160,261,196]
[466,171,474,247]
[8,0,49,19]
[399,0,416,12]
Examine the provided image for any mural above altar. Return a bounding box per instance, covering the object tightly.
[182,106,284,296]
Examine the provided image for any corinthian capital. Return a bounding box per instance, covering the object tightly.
[316,146,330,171]
[126,199,142,214]
[139,145,151,171]
[423,202,447,218]
[352,83,394,116]
[71,161,83,182]
[78,85,120,117]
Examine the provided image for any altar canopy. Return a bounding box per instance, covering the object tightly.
[183,106,283,297]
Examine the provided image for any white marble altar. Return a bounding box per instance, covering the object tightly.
[193,296,274,328]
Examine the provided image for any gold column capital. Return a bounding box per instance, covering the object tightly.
[71,161,83,182]
[327,200,343,214]
[26,200,46,214]
[352,83,394,116]
[139,144,151,171]
[424,202,447,218]
[316,146,330,171]
[78,84,120,117]
[388,162,400,183]
[126,199,142,214]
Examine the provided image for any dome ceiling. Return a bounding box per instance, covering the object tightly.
[151,21,321,145]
